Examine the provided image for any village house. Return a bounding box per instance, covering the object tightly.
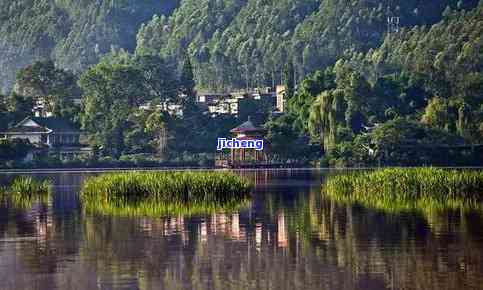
[276,85,286,113]
[197,88,278,117]
[0,116,92,160]
[139,101,184,117]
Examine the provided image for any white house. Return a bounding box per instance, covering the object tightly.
[1,117,92,160]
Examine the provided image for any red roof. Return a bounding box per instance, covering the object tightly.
[230,119,264,133]
[235,136,267,141]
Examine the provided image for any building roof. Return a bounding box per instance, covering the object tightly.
[6,126,50,133]
[230,117,264,133]
[3,117,79,134]
[30,117,79,133]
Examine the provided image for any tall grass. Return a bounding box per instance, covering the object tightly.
[80,171,253,217]
[1,176,52,208]
[324,168,483,213]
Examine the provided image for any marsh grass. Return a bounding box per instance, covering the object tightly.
[324,168,483,214]
[1,176,52,208]
[80,171,253,217]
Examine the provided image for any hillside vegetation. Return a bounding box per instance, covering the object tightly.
[1,0,480,92]
[0,0,481,167]
[137,0,480,90]
[0,0,179,93]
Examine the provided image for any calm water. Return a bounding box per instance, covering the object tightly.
[0,169,483,290]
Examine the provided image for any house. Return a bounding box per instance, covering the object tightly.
[0,117,92,160]
[197,93,229,104]
[276,85,286,113]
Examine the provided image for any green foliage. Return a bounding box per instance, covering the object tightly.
[265,113,320,161]
[80,171,252,217]
[0,0,180,93]
[345,4,483,104]
[421,97,452,130]
[238,97,273,124]
[136,0,478,90]
[180,56,196,97]
[324,168,483,213]
[369,118,459,148]
[1,176,52,208]
[1,0,482,167]
[308,89,346,151]
[355,118,470,166]
[3,92,34,124]
[14,60,80,120]
[0,139,33,162]
[283,4,483,166]
[79,54,179,157]
[1,0,480,93]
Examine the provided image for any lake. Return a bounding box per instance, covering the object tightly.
[0,169,482,290]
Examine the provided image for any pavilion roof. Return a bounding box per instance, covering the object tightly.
[230,118,264,133]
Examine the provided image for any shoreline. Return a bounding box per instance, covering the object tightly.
[0,166,482,174]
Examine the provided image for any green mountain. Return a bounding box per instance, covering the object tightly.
[0,0,480,93]
[136,0,480,91]
[0,0,179,93]
[344,3,483,104]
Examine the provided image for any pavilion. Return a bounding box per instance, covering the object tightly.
[216,117,270,168]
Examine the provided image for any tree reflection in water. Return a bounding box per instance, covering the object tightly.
[0,170,482,290]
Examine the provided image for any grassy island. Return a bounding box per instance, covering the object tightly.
[324,168,483,213]
[80,171,253,216]
[1,176,52,207]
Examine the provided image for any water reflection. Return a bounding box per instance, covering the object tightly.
[0,170,482,290]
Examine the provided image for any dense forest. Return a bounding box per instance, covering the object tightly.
[1,0,480,93]
[0,0,179,93]
[136,0,480,91]
[279,2,483,166]
[0,0,482,167]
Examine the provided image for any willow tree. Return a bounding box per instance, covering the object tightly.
[308,89,346,152]
[145,110,170,158]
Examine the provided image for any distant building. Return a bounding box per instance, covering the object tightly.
[32,97,53,118]
[139,101,184,117]
[276,85,286,113]
[197,93,228,104]
[197,89,277,117]
[0,117,92,160]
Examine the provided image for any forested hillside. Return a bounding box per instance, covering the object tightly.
[1,0,479,93]
[137,0,480,91]
[0,0,179,93]
[0,0,481,167]
[276,3,483,166]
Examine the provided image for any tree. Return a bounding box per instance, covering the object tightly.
[6,92,34,122]
[283,61,295,99]
[361,118,461,166]
[145,110,171,158]
[134,55,179,103]
[79,60,145,157]
[179,55,196,98]
[308,89,346,152]
[265,114,319,161]
[14,60,80,120]
[0,139,33,162]
[421,97,451,130]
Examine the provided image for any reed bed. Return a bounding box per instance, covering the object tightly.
[1,176,52,208]
[324,168,483,213]
[80,171,253,217]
